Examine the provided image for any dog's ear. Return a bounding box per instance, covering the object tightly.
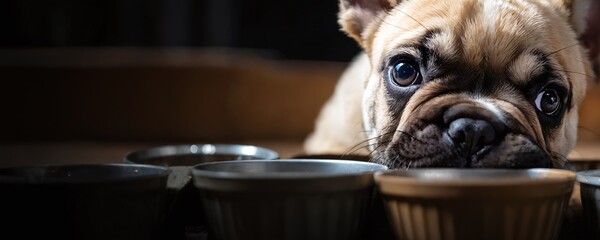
[338,0,398,49]
[569,0,600,73]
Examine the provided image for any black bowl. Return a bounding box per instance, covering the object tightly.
[0,163,170,240]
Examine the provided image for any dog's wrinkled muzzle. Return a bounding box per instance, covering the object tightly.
[376,98,553,169]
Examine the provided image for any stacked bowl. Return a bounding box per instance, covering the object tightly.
[123,143,280,239]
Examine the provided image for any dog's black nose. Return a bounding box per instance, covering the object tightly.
[447,118,495,151]
[443,103,506,155]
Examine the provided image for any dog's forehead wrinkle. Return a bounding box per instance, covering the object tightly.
[490,93,548,147]
[373,0,470,62]
[518,54,572,95]
[458,0,551,71]
[507,50,547,86]
[472,97,507,122]
[425,30,458,61]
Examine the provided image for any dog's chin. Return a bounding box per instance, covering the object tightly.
[371,123,554,169]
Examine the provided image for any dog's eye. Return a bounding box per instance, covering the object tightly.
[535,87,562,116]
[389,60,421,86]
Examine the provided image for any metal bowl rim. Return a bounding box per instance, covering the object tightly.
[123,143,280,163]
[577,169,600,186]
[191,159,388,179]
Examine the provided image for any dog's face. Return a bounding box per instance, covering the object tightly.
[339,0,596,168]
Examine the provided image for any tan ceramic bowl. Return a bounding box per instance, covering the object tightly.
[375,168,576,240]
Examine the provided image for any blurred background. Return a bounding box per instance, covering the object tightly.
[0,0,364,165]
[0,0,359,61]
[0,0,598,166]
[0,4,363,239]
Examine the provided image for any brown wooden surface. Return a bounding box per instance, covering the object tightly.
[579,81,600,140]
[0,48,343,143]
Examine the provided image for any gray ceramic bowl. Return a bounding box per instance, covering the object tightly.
[0,163,170,240]
[376,168,576,240]
[191,159,388,240]
[576,169,600,239]
[124,143,279,240]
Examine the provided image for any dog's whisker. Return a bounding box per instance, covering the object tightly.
[395,130,425,144]
[575,58,592,64]
[367,140,391,157]
[396,8,431,32]
[390,155,402,169]
[343,131,398,157]
[343,132,397,155]
[555,68,595,78]
[343,141,379,156]
[407,159,413,169]
[549,151,575,171]
[357,131,397,137]
[345,138,373,152]
[577,125,600,138]
[544,43,580,58]
[356,130,424,167]
[375,14,410,31]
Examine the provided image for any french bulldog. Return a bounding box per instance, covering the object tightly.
[305,0,599,170]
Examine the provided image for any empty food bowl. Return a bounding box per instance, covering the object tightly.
[124,143,279,191]
[191,159,388,240]
[0,163,170,240]
[375,168,576,240]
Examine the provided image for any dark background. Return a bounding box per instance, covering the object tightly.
[0,0,361,144]
[0,0,361,61]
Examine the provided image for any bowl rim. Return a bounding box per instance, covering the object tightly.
[123,143,280,164]
[375,168,576,186]
[576,169,600,186]
[375,168,576,198]
[191,159,389,180]
[0,163,171,184]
